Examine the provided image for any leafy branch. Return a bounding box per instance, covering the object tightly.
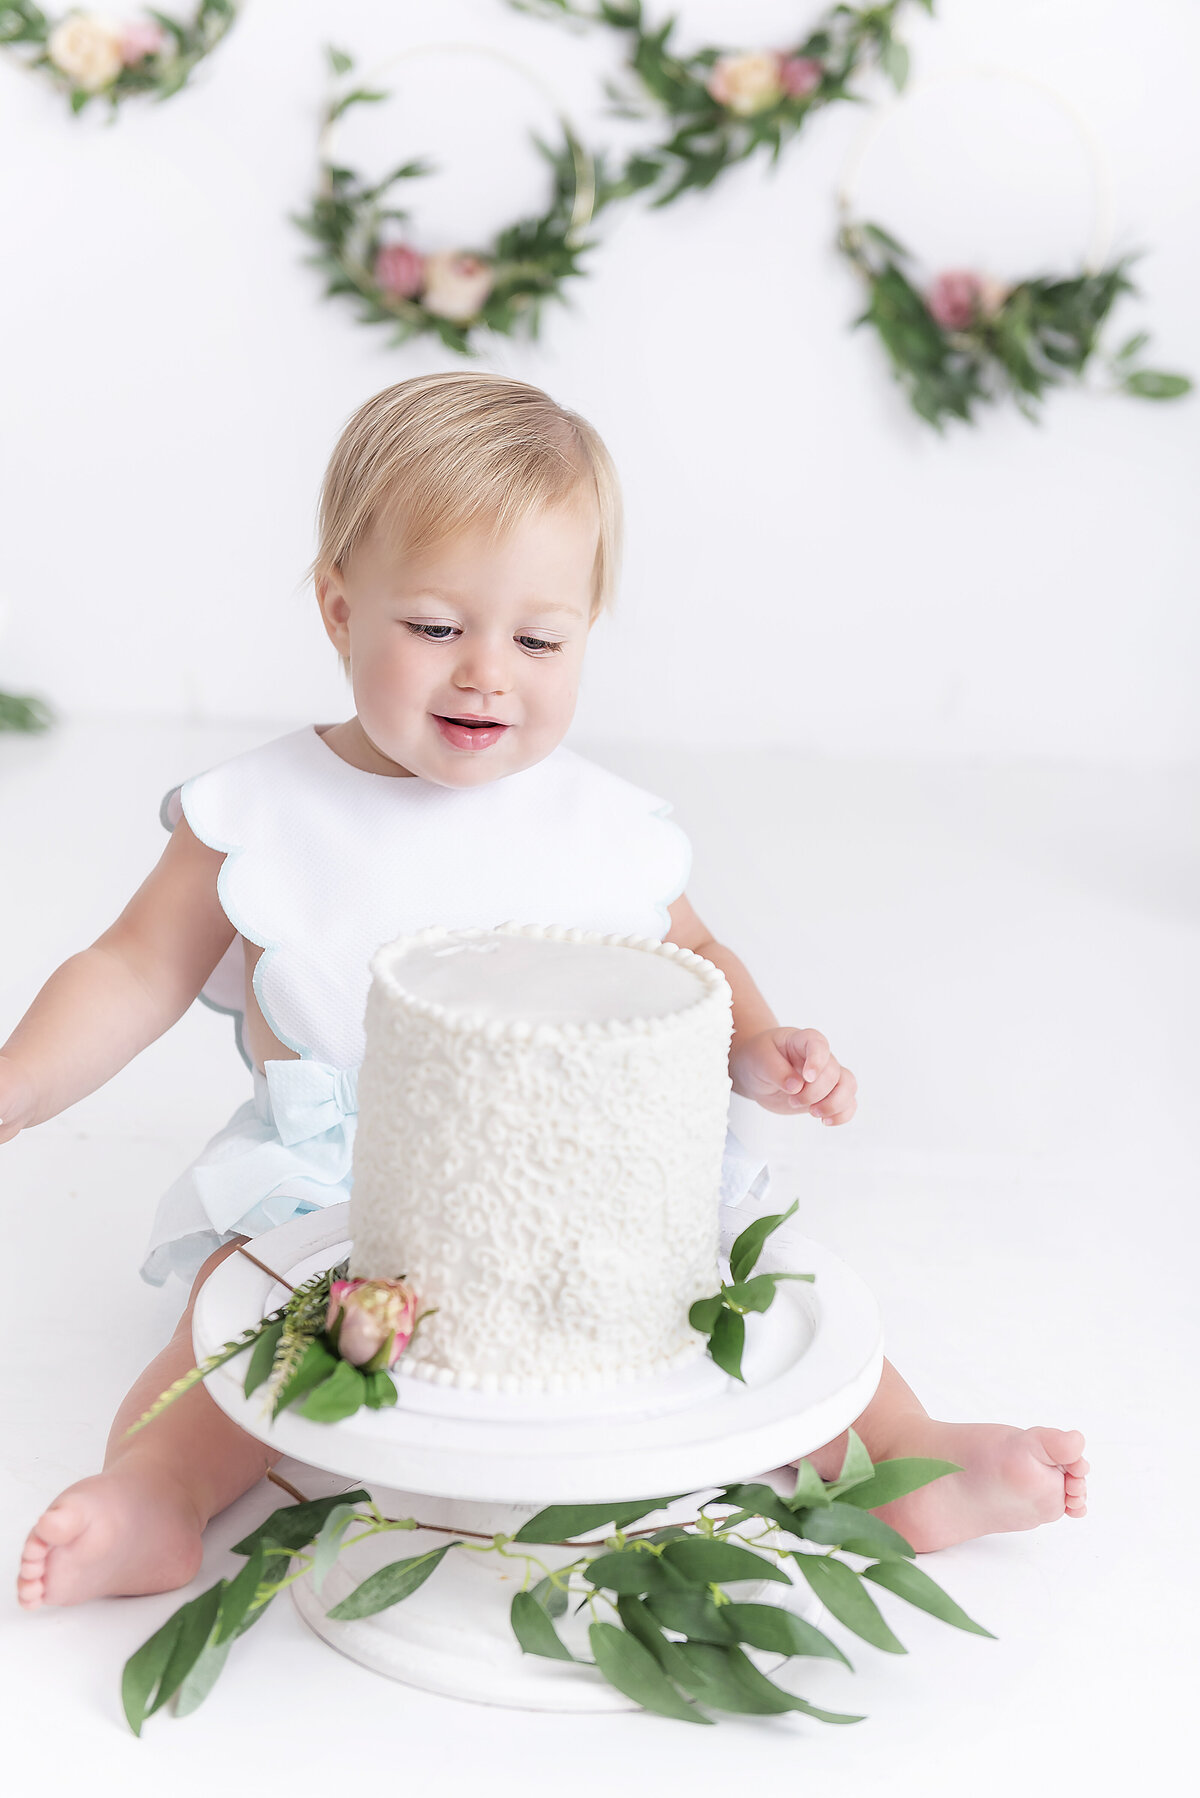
[294,48,600,356]
[512,2,935,209]
[123,1435,991,1734]
[0,2,238,115]
[840,217,1192,427]
[0,689,52,732]
[688,1199,813,1380]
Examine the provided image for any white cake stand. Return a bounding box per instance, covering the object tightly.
[193,1203,883,1712]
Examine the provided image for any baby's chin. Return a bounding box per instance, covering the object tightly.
[405,723,567,788]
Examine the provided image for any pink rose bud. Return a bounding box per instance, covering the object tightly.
[327,1277,419,1369]
[374,243,425,300]
[119,20,166,65]
[926,270,988,333]
[779,56,823,98]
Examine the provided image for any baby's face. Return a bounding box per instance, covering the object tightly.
[320,499,598,786]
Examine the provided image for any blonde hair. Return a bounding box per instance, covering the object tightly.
[313,374,622,634]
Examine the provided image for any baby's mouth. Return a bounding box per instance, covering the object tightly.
[433,714,512,750]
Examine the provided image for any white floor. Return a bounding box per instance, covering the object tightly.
[1,716,1197,1795]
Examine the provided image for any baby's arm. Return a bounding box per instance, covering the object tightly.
[0,818,234,1144]
[665,893,858,1125]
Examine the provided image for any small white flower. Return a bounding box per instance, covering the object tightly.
[421,252,494,324]
[47,14,125,92]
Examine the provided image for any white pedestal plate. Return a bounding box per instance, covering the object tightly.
[193,1203,883,1712]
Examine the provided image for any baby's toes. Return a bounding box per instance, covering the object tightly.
[17,1535,50,1609]
[1064,1470,1088,1517]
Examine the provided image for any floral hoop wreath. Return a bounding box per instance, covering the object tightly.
[0,2,237,113]
[295,44,598,356]
[835,69,1191,426]
[512,0,933,208]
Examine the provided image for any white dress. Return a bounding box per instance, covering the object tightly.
[141,725,769,1283]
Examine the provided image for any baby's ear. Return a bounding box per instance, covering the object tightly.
[316,567,351,652]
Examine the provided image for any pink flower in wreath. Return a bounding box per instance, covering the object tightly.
[327,1277,419,1369]
[119,20,167,64]
[706,52,784,116]
[374,243,425,300]
[926,270,1008,333]
[779,56,823,99]
[422,252,494,323]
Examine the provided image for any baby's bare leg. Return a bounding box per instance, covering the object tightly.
[18,1241,278,1609]
[800,1359,1088,1552]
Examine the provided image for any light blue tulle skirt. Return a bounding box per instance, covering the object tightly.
[141,1058,772,1287]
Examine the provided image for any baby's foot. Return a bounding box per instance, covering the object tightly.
[18,1462,205,1609]
[869,1422,1088,1554]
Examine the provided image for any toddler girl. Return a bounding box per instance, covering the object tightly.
[9,374,1087,1609]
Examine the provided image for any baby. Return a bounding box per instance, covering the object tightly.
[8,374,1087,1610]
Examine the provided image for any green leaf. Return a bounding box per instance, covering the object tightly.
[720,1602,852,1667]
[792,1501,915,1560]
[511,1589,576,1660]
[272,1337,338,1417]
[789,1458,833,1508]
[688,1294,724,1334]
[729,1199,799,1283]
[326,1542,458,1620]
[644,1590,735,1642]
[171,1629,233,1719]
[675,1642,862,1722]
[615,1595,698,1684]
[719,1275,780,1314]
[717,1481,813,1536]
[1122,369,1192,399]
[660,1537,791,1587]
[707,1308,745,1381]
[529,1573,569,1618]
[362,1369,397,1409]
[296,1360,369,1422]
[309,1503,361,1596]
[825,1428,875,1496]
[585,1547,677,1596]
[214,1542,266,1642]
[836,1457,961,1510]
[122,1608,185,1735]
[1114,330,1149,363]
[792,1555,906,1653]
[588,1622,711,1723]
[243,1318,283,1396]
[880,38,909,91]
[862,1560,996,1637]
[232,1489,370,1557]
[512,1497,679,1543]
[122,1582,224,1731]
[863,221,909,257]
[327,45,353,76]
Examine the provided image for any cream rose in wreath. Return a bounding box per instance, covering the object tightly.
[1,2,235,113]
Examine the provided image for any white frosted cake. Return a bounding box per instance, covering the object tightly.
[349,922,734,1393]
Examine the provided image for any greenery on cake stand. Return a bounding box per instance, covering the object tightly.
[123,1431,991,1734]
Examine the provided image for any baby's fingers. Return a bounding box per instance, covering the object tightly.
[808,1068,857,1126]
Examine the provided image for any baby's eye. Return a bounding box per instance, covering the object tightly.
[406,622,459,641]
[517,635,563,654]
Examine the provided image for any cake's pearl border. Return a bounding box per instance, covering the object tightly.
[369,921,733,1045]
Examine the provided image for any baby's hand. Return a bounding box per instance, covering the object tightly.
[729,1028,858,1126]
[0,1055,36,1146]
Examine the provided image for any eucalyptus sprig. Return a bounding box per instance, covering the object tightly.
[123,1434,992,1734]
[840,217,1192,427]
[512,2,934,208]
[294,47,602,356]
[689,1200,813,1381]
[0,2,238,116]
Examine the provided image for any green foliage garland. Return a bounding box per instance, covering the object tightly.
[839,217,1192,427]
[513,1,934,208]
[0,2,237,114]
[689,1199,814,1381]
[294,47,600,356]
[123,1433,991,1734]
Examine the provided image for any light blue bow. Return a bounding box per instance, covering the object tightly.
[263,1058,359,1147]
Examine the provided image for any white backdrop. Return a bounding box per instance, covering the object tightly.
[0,0,1196,762]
